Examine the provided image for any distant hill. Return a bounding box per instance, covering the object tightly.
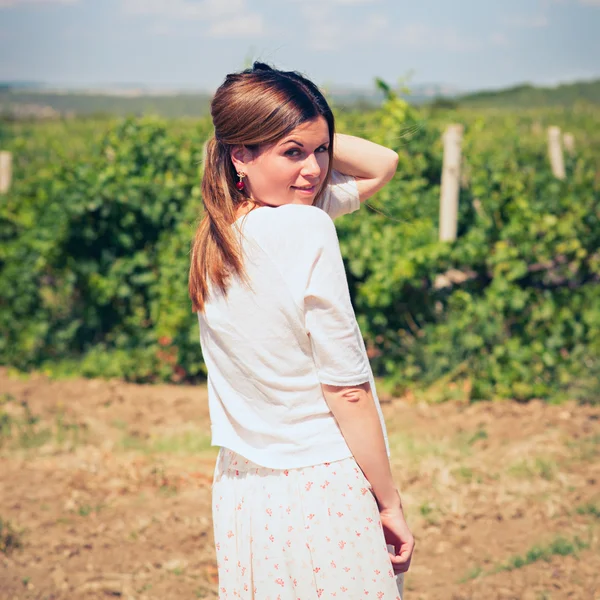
[0,89,214,119]
[0,83,457,118]
[1,78,598,119]
[455,79,600,108]
[324,83,462,108]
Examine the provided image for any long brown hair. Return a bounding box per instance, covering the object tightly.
[189,62,336,313]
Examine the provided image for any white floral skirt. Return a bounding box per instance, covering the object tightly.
[212,447,404,599]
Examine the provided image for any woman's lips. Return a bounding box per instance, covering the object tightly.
[292,185,316,194]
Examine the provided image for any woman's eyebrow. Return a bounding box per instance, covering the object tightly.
[281,139,330,147]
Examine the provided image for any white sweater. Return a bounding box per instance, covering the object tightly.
[198,170,390,469]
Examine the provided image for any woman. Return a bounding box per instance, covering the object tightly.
[189,62,414,599]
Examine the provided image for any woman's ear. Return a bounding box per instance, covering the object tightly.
[230,145,253,173]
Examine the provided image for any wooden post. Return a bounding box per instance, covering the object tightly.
[0,151,12,194]
[547,126,566,180]
[439,124,463,242]
[201,139,209,177]
[563,132,575,155]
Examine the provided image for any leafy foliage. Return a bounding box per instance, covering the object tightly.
[0,117,210,381]
[337,99,600,402]
[0,99,598,401]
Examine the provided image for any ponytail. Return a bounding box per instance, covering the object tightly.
[188,136,246,313]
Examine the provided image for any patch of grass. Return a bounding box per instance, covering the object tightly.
[119,433,149,453]
[119,430,212,455]
[388,432,451,459]
[418,501,440,525]
[507,460,533,478]
[159,484,178,497]
[576,502,600,519]
[0,518,24,555]
[452,465,482,483]
[77,503,104,517]
[536,458,556,481]
[449,427,489,456]
[0,393,85,451]
[494,536,588,573]
[566,434,600,462]
[54,413,84,447]
[458,565,483,583]
[419,502,433,517]
[0,394,15,441]
[153,431,212,454]
[507,457,557,481]
[389,426,487,461]
[460,535,589,582]
[467,428,488,445]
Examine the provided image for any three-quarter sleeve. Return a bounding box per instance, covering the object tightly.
[315,169,361,220]
[304,210,371,386]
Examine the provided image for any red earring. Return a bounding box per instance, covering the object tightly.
[236,172,246,191]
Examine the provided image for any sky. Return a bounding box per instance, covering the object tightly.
[1,0,599,93]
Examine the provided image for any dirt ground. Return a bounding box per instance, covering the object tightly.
[0,367,598,600]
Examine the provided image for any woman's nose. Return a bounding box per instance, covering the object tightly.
[301,153,321,178]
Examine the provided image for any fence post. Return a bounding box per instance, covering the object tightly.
[0,151,12,194]
[563,132,575,155]
[547,126,566,180]
[439,124,463,242]
[201,139,209,177]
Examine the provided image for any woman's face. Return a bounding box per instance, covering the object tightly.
[231,116,330,207]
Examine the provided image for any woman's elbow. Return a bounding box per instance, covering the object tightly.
[384,150,399,182]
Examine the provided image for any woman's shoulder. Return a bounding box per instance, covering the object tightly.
[244,204,336,239]
[241,204,338,258]
[247,204,335,234]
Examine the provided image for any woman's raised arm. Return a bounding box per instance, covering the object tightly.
[332,133,399,203]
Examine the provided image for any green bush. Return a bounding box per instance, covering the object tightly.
[0,117,208,382]
[337,98,600,402]
[1,99,599,401]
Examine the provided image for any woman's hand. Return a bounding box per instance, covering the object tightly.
[379,506,415,574]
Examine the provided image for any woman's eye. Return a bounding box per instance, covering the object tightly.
[285,146,328,157]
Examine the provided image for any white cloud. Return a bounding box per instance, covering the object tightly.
[123,0,244,20]
[299,6,480,55]
[299,3,344,51]
[394,23,480,52]
[300,7,386,51]
[291,0,377,4]
[545,0,600,6]
[208,13,264,38]
[503,14,549,27]
[122,0,264,38]
[146,23,178,37]
[0,0,77,7]
[490,32,510,46]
